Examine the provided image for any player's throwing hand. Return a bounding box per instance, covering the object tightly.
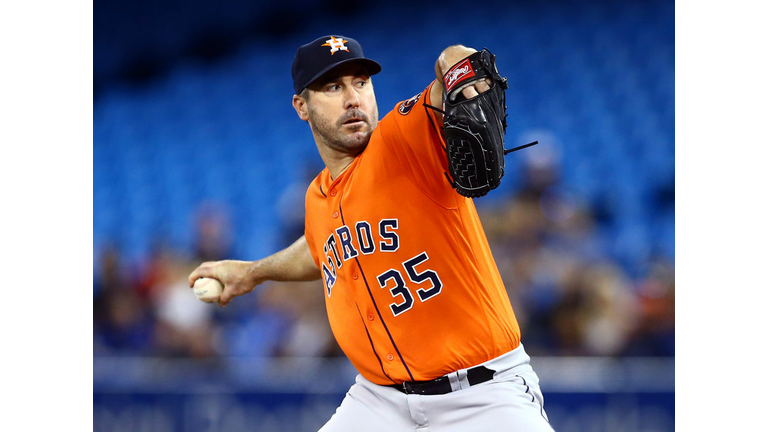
[188,260,260,307]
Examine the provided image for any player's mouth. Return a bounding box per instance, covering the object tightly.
[340,110,368,128]
[343,119,365,127]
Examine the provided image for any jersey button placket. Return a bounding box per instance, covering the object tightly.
[386,354,395,362]
[330,189,337,197]
[367,313,374,321]
[332,211,339,219]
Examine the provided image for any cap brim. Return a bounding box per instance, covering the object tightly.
[300,58,382,93]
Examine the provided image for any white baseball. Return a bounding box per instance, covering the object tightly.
[193,277,224,303]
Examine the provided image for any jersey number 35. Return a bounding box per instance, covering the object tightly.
[376,252,443,317]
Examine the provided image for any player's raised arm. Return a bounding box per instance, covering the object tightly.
[188,235,321,306]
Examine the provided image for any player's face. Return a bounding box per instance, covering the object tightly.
[304,64,379,155]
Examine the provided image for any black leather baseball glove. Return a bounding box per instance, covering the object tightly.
[432,48,536,198]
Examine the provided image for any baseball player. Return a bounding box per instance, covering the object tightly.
[189,35,554,431]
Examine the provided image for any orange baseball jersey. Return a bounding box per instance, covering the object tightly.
[304,82,521,385]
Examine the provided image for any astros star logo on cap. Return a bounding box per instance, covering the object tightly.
[322,36,349,55]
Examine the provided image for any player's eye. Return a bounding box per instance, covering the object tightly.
[326,84,341,92]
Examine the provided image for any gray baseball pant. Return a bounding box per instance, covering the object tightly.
[319,344,554,432]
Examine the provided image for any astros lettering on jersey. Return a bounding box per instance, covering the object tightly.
[304,82,521,385]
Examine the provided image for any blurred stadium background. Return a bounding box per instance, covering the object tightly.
[93,0,675,430]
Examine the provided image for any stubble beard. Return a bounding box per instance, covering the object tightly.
[308,104,379,155]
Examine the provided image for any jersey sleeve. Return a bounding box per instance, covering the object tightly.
[375,82,462,209]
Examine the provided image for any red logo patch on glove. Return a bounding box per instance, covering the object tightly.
[444,59,476,93]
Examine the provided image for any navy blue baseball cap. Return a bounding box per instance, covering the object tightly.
[292,35,382,95]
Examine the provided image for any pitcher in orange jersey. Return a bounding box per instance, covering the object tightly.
[190,35,554,432]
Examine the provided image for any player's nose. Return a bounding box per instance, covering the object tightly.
[343,85,361,109]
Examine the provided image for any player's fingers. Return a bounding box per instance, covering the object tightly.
[219,290,232,307]
[475,78,491,94]
[188,261,216,287]
[461,85,479,99]
[188,271,200,287]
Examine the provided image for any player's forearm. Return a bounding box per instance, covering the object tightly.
[248,235,321,283]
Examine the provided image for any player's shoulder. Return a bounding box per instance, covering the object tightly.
[393,84,433,119]
[396,91,423,116]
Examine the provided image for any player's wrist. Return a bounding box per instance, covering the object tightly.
[246,260,269,288]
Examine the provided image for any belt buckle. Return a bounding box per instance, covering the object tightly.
[402,382,409,394]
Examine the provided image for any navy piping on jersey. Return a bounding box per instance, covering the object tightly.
[339,195,415,381]
[355,303,398,384]
[319,183,327,198]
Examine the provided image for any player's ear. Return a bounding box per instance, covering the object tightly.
[293,94,310,121]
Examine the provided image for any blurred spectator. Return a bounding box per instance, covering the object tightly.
[517,129,563,198]
[134,241,177,301]
[93,242,129,295]
[259,280,342,358]
[551,262,639,356]
[93,243,154,355]
[148,250,220,358]
[193,202,234,263]
[624,257,675,356]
